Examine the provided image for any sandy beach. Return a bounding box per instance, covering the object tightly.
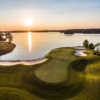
[0,58,48,66]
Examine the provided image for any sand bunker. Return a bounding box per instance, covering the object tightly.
[0,58,48,66]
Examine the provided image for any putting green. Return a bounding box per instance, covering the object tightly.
[34,59,70,84]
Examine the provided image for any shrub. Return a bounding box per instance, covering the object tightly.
[89,43,95,49]
[83,40,89,49]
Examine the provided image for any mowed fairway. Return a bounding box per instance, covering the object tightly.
[34,48,80,84]
[34,59,70,83]
[0,48,100,100]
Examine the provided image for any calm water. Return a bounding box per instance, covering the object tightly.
[0,32,100,60]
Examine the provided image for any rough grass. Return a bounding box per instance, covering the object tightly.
[0,47,99,100]
[0,87,35,100]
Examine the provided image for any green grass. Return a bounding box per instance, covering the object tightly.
[0,47,100,100]
[0,87,35,100]
[34,59,69,83]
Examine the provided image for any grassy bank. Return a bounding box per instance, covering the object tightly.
[0,42,16,56]
[0,47,100,100]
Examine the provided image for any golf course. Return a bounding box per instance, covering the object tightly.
[0,47,100,100]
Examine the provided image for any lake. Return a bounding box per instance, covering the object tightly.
[0,32,100,60]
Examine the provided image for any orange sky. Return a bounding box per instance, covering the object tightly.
[0,0,100,31]
[0,24,99,31]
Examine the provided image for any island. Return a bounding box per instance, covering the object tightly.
[0,42,16,56]
[63,28,100,34]
[0,33,16,56]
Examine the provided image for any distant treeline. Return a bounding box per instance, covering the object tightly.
[0,29,100,34]
[64,29,100,34]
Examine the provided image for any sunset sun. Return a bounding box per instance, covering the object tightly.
[24,19,34,27]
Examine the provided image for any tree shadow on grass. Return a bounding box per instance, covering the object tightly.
[32,83,84,100]
[69,59,89,72]
[70,57,100,72]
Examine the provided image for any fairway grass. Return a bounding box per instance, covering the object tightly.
[0,47,100,100]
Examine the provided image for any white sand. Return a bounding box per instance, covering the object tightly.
[75,50,87,56]
[0,58,48,66]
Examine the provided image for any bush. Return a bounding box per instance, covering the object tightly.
[83,40,89,49]
[89,43,95,49]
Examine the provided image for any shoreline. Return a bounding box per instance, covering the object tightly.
[0,57,46,62]
[0,58,48,66]
[0,46,86,66]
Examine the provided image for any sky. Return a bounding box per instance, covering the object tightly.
[0,0,100,30]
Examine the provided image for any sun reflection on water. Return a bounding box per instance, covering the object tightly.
[28,32,32,52]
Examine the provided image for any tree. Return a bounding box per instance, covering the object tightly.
[83,40,89,49]
[0,33,6,41]
[6,33,13,43]
[89,43,95,49]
